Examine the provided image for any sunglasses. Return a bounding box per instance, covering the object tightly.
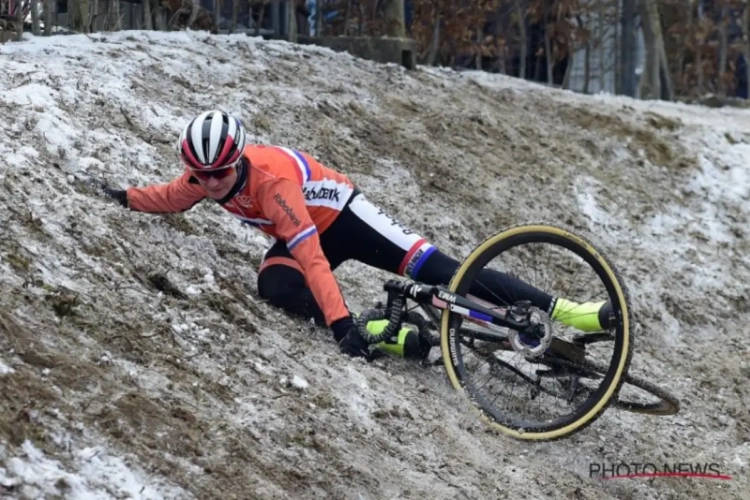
[190,166,235,181]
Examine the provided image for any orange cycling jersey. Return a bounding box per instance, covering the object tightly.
[126,145,355,326]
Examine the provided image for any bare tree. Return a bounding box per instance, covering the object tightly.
[717,2,729,96]
[426,3,441,65]
[562,15,584,89]
[68,0,91,32]
[544,2,554,84]
[107,0,120,30]
[694,0,704,95]
[155,0,167,30]
[15,0,23,40]
[638,0,673,99]
[143,0,153,30]
[253,0,266,36]
[492,2,506,74]
[286,0,295,40]
[187,0,199,27]
[230,0,239,33]
[90,0,98,31]
[639,0,660,98]
[31,0,41,35]
[514,0,527,79]
[597,0,606,90]
[213,0,220,28]
[343,0,352,35]
[44,0,52,35]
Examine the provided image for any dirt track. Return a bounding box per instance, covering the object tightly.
[0,31,748,499]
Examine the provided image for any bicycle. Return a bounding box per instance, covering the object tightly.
[355,223,680,441]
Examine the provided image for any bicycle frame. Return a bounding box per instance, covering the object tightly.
[382,279,532,331]
[356,278,557,359]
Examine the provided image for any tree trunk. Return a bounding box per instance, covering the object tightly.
[342,0,352,36]
[544,7,553,85]
[143,0,153,30]
[83,0,91,32]
[679,0,692,93]
[67,0,75,30]
[31,0,41,35]
[90,0,98,31]
[312,0,324,35]
[577,13,591,93]
[695,0,704,96]
[718,5,729,97]
[562,15,578,90]
[427,4,441,66]
[475,26,482,69]
[614,0,621,93]
[638,0,665,99]
[44,0,53,35]
[68,0,90,32]
[213,0,221,28]
[230,0,239,33]
[658,26,674,100]
[619,0,637,96]
[494,2,505,74]
[285,0,295,41]
[107,0,119,30]
[254,0,265,35]
[14,0,23,41]
[514,0,526,79]
[584,37,592,93]
[187,0,199,28]
[155,3,167,30]
[598,0,606,91]
[362,1,365,36]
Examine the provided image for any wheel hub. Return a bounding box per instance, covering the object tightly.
[507,305,553,358]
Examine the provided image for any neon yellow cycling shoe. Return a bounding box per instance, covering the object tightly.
[551,298,614,332]
[362,318,431,359]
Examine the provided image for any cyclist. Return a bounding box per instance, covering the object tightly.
[101,110,612,361]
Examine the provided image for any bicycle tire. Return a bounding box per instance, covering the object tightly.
[613,370,680,415]
[440,223,633,441]
[541,356,679,416]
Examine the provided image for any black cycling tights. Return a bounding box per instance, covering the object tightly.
[257,193,554,326]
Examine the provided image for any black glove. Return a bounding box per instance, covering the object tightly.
[100,183,129,208]
[331,316,384,361]
[88,177,129,207]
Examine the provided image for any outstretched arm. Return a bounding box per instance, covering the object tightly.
[124,171,207,213]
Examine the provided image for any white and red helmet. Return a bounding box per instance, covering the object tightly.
[178,110,247,171]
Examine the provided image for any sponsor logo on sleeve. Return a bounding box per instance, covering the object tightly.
[273,193,302,227]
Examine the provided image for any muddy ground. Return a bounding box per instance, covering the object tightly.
[0,32,748,499]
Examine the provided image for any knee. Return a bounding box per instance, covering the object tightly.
[257,260,306,304]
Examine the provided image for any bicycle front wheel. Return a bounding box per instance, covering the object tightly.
[440,223,633,441]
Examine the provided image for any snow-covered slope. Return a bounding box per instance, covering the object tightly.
[0,30,748,499]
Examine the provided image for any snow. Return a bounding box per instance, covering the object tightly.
[0,360,14,376]
[0,29,749,499]
[0,440,189,499]
[291,375,309,390]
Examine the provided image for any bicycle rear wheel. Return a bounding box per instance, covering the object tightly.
[440,223,633,441]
